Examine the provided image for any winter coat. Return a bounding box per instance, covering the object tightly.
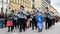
[36,15,44,29]
[36,15,44,23]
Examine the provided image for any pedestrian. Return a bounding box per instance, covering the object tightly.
[44,7,51,29]
[26,15,30,28]
[50,12,55,25]
[4,9,8,28]
[36,13,44,32]
[12,9,18,29]
[18,5,27,32]
[0,12,5,28]
[32,15,37,30]
[31,8,37,30]
[7,16,14,32]
[14,14,19,28]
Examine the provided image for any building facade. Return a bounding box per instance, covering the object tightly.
[45,0,51,4]
[50,5,59,16]
[0,0,10,13]
[10,0,51,13]
[10,0,32,12]
[34,0,51,14]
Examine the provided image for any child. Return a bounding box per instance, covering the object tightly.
[7,17,14,32]
[26,15,30,28]
[36,13,44,32]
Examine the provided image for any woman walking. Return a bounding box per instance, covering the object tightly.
[7,15,14,32]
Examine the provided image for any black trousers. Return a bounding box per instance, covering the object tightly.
[19,18,26,32]
[13,20,17,28]
[32,22,37,29]
[8,26,14,32]
[32,17,37,29]
[30,21,32,27]
[5,20,7,27]
[45,17,52,29]
[52,18,55,25]
[48,20,52,29]
[45,20,48,29]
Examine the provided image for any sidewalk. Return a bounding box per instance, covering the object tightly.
[0,22,60,34]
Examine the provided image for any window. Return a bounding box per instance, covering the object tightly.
[23,0,24,4]
[4,0,6,2]
[18,0,19,3]
[32,4,34,8]
[23,0,25,6]
[20,0,23,5]
[6,0,8,3]
[45,0,50,3]
[16,0,19,3]
[19,0,21,4]
[12,0,14,2]
[13,0,15,3]
[10,0,12,2]
[32,0,35,2]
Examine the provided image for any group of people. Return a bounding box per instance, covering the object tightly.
[0,5,57,33]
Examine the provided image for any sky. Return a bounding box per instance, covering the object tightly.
[51,0,60,14]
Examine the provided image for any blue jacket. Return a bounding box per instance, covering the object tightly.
[36,15,44,23]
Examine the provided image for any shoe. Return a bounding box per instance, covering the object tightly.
[23,30,25,32]
[19,31,22,33]
[38,29,42,32]
[23,29,25,32]
[40,29,42,32]
[32,28,34,30]
[38,30,41,32]
[35,28,37,29]
[7,31,10,32]
[11,30,13,32]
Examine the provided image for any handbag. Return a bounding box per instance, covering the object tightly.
[7,21,13,26]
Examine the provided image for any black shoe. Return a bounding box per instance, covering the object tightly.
[38,31,40,32]
[45,28,48,30]
[11,30,13,32]
[32,29,34,30]
[38,29,42,32]
[23,30,25,32]
[32,28,34,30]
[35,28,37,29]
[38,30,41,32]
[7,31,10,32]
[40,29,42,32]
[23,29,25,32]
[19,31,22,32]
